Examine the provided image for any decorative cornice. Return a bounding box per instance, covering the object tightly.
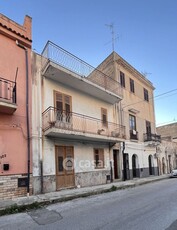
[114,52,155,90]
[0,22,32,42]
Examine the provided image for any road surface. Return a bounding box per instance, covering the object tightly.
[0,178,177,230]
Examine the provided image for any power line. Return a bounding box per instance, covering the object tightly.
[122,88,177,109]
[155,92,177,101]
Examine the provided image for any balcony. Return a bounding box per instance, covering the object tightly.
[144,133,161,146]
[41,41,122,104]
[42,107,125,143]
[0,77,17,114]
[130,130,138,140]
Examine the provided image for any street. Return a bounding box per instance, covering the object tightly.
[0,178,177,230]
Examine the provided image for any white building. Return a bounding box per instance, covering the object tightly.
[32,41,125,193]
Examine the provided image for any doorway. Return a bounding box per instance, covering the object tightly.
[113,150,119,179]
[162,157,165,174]
[55,146,75,190]
[123,153,130,180]
[148,155,154,175]
[132,154,139,178]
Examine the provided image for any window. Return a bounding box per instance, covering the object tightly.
[129,114,136,131]
[144,88,149,102]
[130,78,135,93]
[94,149,104,168]
[146,121,151,134]
[55,92,72,122]
[129,114,138,140]
[120,71,125,88]
[101,108,108,127]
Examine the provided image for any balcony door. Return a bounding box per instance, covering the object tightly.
[113,150,119,179]
[55,146,75,190]
[146,121,151,139]
[55,91,72,126]
[129,114,138,140]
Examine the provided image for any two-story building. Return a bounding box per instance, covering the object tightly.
[0,14,32,199]
[32,41,125,194]
[95,52,161,180]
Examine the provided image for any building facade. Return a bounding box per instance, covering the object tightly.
[0,14,32,199]
[32,42,125,194]
[96,52,161,180]
[157,122,177,174]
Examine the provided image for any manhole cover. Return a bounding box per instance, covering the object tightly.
[28,208,62,225]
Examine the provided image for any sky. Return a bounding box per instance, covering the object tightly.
[1,0,177,126]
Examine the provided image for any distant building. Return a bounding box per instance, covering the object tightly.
[157,122,177,142]
[0,14,32,199]
[157,122,177,174]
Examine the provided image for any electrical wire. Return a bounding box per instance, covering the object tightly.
[122,88,177,109]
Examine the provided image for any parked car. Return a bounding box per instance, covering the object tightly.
[170,168,177,178]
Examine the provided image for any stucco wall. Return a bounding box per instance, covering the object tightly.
[43,78,114,123]
[0,15,32,177]
[42,137,110,176]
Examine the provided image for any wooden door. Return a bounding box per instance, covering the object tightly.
[56,146,75,190]
[113,150,119,179]
[123,153,130,180]
[132,155,137,178]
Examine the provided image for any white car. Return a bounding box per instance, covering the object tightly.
[170,168,177,177]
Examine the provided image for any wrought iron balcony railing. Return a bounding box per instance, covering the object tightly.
[130,130,138,140]
[0,77,16,104]
[42,107,125,139]
[144,133,161,142]
[41,41,122,98]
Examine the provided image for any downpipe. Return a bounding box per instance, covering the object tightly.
[16,40,30,196]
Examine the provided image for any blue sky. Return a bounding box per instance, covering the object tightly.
[1,0,177,126]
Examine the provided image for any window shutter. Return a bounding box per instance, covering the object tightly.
[65,95,71,113]
[101,108,107,126]
[56,93,63,111]
[94,149,104,168]
[99,149,104,168]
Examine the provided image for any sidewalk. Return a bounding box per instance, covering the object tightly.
[0,174,169,214]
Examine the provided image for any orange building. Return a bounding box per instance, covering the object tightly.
[0,14,32,199]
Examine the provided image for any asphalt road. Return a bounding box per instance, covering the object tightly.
[0,178,177,230]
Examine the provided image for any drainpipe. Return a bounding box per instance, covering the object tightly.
[16,40,30,196]
[122,142,126,181]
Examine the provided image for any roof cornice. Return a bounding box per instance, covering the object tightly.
[114,52,155,90]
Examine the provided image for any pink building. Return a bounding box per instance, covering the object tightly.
[0,14,32,199]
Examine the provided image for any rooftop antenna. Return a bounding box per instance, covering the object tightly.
[141,71,152,79]
[105,23,115,52]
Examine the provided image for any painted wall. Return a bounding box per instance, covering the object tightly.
[96,52,156,142]
[123,141,158,179]
[42,137,110,175]
[0,14,32,176]
[43,78,114,122]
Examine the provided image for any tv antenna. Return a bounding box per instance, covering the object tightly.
[105,23,116,52]
[141,71,152,78]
